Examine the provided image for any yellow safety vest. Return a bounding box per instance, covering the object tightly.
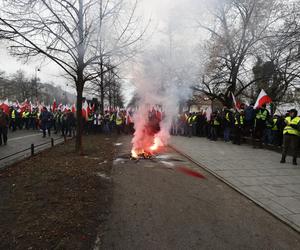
[283,117,300,136]
[214,119,220,126]
[22,111,30,118]
[11,110,16,119]
[192,115,197,122]
[110,114,115,122]
[256,109,268,121]
[226,113,230,122]
[272,118,278,131]
[235,115,244,125]
[116,117,123,125]
[188,117,193,124]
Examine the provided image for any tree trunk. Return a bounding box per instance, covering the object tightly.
[75,0,85,154]
[100,59,105,113]
[75,81,84,153]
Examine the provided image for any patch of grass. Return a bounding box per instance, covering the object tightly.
[0,134,117,250]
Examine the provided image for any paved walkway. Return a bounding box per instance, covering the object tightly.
[170,136,300,232]
[0,130,63,168]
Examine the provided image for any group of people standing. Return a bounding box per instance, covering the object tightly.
[85,110,134,135]
[0,106,136,146]
[171,104,300,165]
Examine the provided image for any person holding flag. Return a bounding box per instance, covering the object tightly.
[252,90,272,148]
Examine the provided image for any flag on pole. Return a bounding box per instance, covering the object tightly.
[20,99,30,113]
[52,99,57,112]
[72,104,76,113]
[231,92,242,111]
[254,89,272,109]
[0,99,10,114]
[82,100,89,121]
[231,92,238,110]
[206,106,212,121]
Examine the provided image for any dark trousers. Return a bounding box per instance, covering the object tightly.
[0,126,8,145]
[10,119,16,131]
[24,118,29,129]
[233,126,242,145]
[253,126,265,147]
[224,126,231,142]
[29,118,37,129]
[42,123,50,137]
[188,125,193,137]
[116,124,122,134]
[282,134,299,159]
[43,128,50,137]
[211,126,218,140]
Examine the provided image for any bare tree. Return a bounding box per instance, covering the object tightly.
[0,0,147,152]
[259,2,300,104]
[196,0,283,106]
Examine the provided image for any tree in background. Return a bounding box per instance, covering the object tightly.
[0,0,147,153]
[196,0,283,107]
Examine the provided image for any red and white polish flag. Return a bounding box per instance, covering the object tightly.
[254,89,272,109]
[0,99,10,114]
[52,99,57,112]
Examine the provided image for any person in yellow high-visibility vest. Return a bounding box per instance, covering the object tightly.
[271,115,280,146]
[233,110,245,145]
[187,113,194,138]
[22,108,30,129]
[210,111,221,141]
[281,109,300,165]
[116,112,123,134]
[10,108,17,131]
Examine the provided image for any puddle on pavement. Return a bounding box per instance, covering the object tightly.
[96,172,111,180]
[98,160,108,165]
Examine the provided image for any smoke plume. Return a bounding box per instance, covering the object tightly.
[131,44,196,152]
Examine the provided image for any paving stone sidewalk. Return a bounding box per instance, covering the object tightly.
[170,136,300,232]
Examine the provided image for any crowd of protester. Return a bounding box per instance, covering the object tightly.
[0,105,136,146]
[171,103,300,165]
[1,101,299,165]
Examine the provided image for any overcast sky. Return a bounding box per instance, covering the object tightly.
[0,0,210,96]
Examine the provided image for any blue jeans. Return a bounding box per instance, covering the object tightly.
[224,127,231,142]
[263,128,272,144]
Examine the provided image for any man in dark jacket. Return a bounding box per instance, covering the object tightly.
[244,103,255,136]
[0,107,9,145]
[39,107,52,138]
[223,108,233,142]
[66,109,76,137]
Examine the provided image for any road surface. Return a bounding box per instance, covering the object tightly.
[170,136,300,233]
[98,136,300,250]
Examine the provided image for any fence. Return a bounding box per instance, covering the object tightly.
[0,136,70,163]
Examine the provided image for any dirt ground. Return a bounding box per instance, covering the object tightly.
[100,136,300,250]
[0,134,117,250]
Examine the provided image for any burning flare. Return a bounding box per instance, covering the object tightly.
[131,135,164,159]
[131,149,139,159]
[131,148,153,159]
[150,137,164,151]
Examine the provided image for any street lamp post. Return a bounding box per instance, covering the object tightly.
[34,67,40,101]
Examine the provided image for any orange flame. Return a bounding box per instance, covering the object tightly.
[131,149,139,159]
[150,137,163,151]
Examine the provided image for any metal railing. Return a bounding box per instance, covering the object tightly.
[0,136,71,162]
